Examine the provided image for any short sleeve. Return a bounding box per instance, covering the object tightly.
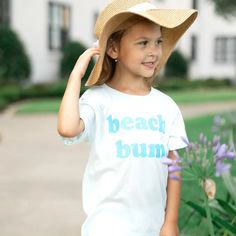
[61,93,95,145]
[167,109,188,151]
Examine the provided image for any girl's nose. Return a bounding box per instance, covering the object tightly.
[148,45,162,57]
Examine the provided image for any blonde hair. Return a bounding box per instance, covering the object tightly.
[94,15,160,87]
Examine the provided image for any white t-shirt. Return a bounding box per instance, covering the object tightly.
[63,84,188,236]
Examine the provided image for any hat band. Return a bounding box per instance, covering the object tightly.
[128,2,157,12]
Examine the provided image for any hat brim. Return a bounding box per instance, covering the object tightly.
[86,9,197,86]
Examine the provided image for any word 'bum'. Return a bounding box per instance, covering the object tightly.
[115,140,166,158]
[107,115,165,133]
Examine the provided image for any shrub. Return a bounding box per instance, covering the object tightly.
[0,26,31,81]
[156,77,232,91]
[165,50,189,78]
[0,84,22,102]
[60,41,95,82]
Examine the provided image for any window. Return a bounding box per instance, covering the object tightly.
[215,37,236,63]
[191,35,197,61]
[0,0,10,26]
[48,2,70,50]
[192,0,198,9]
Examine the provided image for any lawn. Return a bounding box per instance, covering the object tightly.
[15,88,236,114]
[166,88,236,104]
[16,98,62,114]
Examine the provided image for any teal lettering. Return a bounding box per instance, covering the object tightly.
[107,115,166,133]
[135,117,148,130]
[148,118,158,131]
[158,115,165,133]
[121,117,134,130]
[116,140,130,158]
[148,144,166,158]
[131,143,147,157]
[107,115,119,133]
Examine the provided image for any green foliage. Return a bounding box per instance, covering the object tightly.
[157,77,232,91]
[60,41,95,82]
[179,111,236,235]
[184,200,236,235]
[0,79,234,112]
[209,0,236,18]
[164,50,189,78]
[0,80,87,111]
[0,26,31,81]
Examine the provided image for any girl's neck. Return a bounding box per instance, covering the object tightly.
[107,74,151,96]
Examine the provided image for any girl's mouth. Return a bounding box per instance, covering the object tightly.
[142,61,156,69]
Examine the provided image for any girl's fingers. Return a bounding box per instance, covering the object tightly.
[78,48,100,62]
[72,48,100,78]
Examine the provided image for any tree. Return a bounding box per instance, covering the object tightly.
[60,41,94,83]
[165,50,189,78]
[0,27,31,81]
[209,0,236,18]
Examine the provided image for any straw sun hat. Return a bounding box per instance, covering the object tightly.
[86,0,198,86]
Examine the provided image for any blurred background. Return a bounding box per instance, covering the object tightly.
[0,0,236,235]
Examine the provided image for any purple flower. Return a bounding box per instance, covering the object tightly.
[215,161,231,177]
[161,157,174,165]
[169,173,180,180]
[181,136,189,145]
[214,143,235,162]
[214,115,224,126]
[223,152,235,159]
[168,165,183,173]
[163,129,235,181]
[216,144,227,156]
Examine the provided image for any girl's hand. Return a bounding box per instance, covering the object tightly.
[71,47,100,79]
[160,221,179,236]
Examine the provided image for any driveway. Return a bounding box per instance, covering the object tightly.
[0,101,236,236]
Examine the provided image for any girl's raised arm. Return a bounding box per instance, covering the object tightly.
[57,47,99,137]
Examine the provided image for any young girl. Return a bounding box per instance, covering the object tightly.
[58,0,197,235]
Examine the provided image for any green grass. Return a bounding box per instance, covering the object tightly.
[185,114,216,141]
[14,88,236,114]
[16,98,61,114]
[166,88,236,104]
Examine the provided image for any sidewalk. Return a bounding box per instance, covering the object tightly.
[0,101,236,236]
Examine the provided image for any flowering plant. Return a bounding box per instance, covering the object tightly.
[162,112,236,236]
[213,111,236,148]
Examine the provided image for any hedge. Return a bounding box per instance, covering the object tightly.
[0,78,233,111]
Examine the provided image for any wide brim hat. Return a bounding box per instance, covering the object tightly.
[86,0,198,86]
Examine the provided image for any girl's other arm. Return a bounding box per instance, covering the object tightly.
[160,151,181,236]
[57,48,99,137]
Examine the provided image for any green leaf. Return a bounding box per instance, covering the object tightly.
[232,125,236,149]
[184,201,207,217]
[222,173,236,201]
[216,198,236,219]
[185,201,236,234]
[182,169,199,180]
[213,216,236,234]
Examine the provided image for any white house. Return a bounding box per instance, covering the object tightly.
[1,0,236,83]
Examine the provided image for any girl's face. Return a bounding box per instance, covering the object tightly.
[109,21,163,82]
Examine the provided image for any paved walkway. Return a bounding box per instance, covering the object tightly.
[0,100,236,236]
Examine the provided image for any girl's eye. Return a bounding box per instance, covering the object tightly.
[156,39,163,46]
[138,41,148,46]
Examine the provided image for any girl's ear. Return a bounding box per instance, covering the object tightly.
[106,40,119,59]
